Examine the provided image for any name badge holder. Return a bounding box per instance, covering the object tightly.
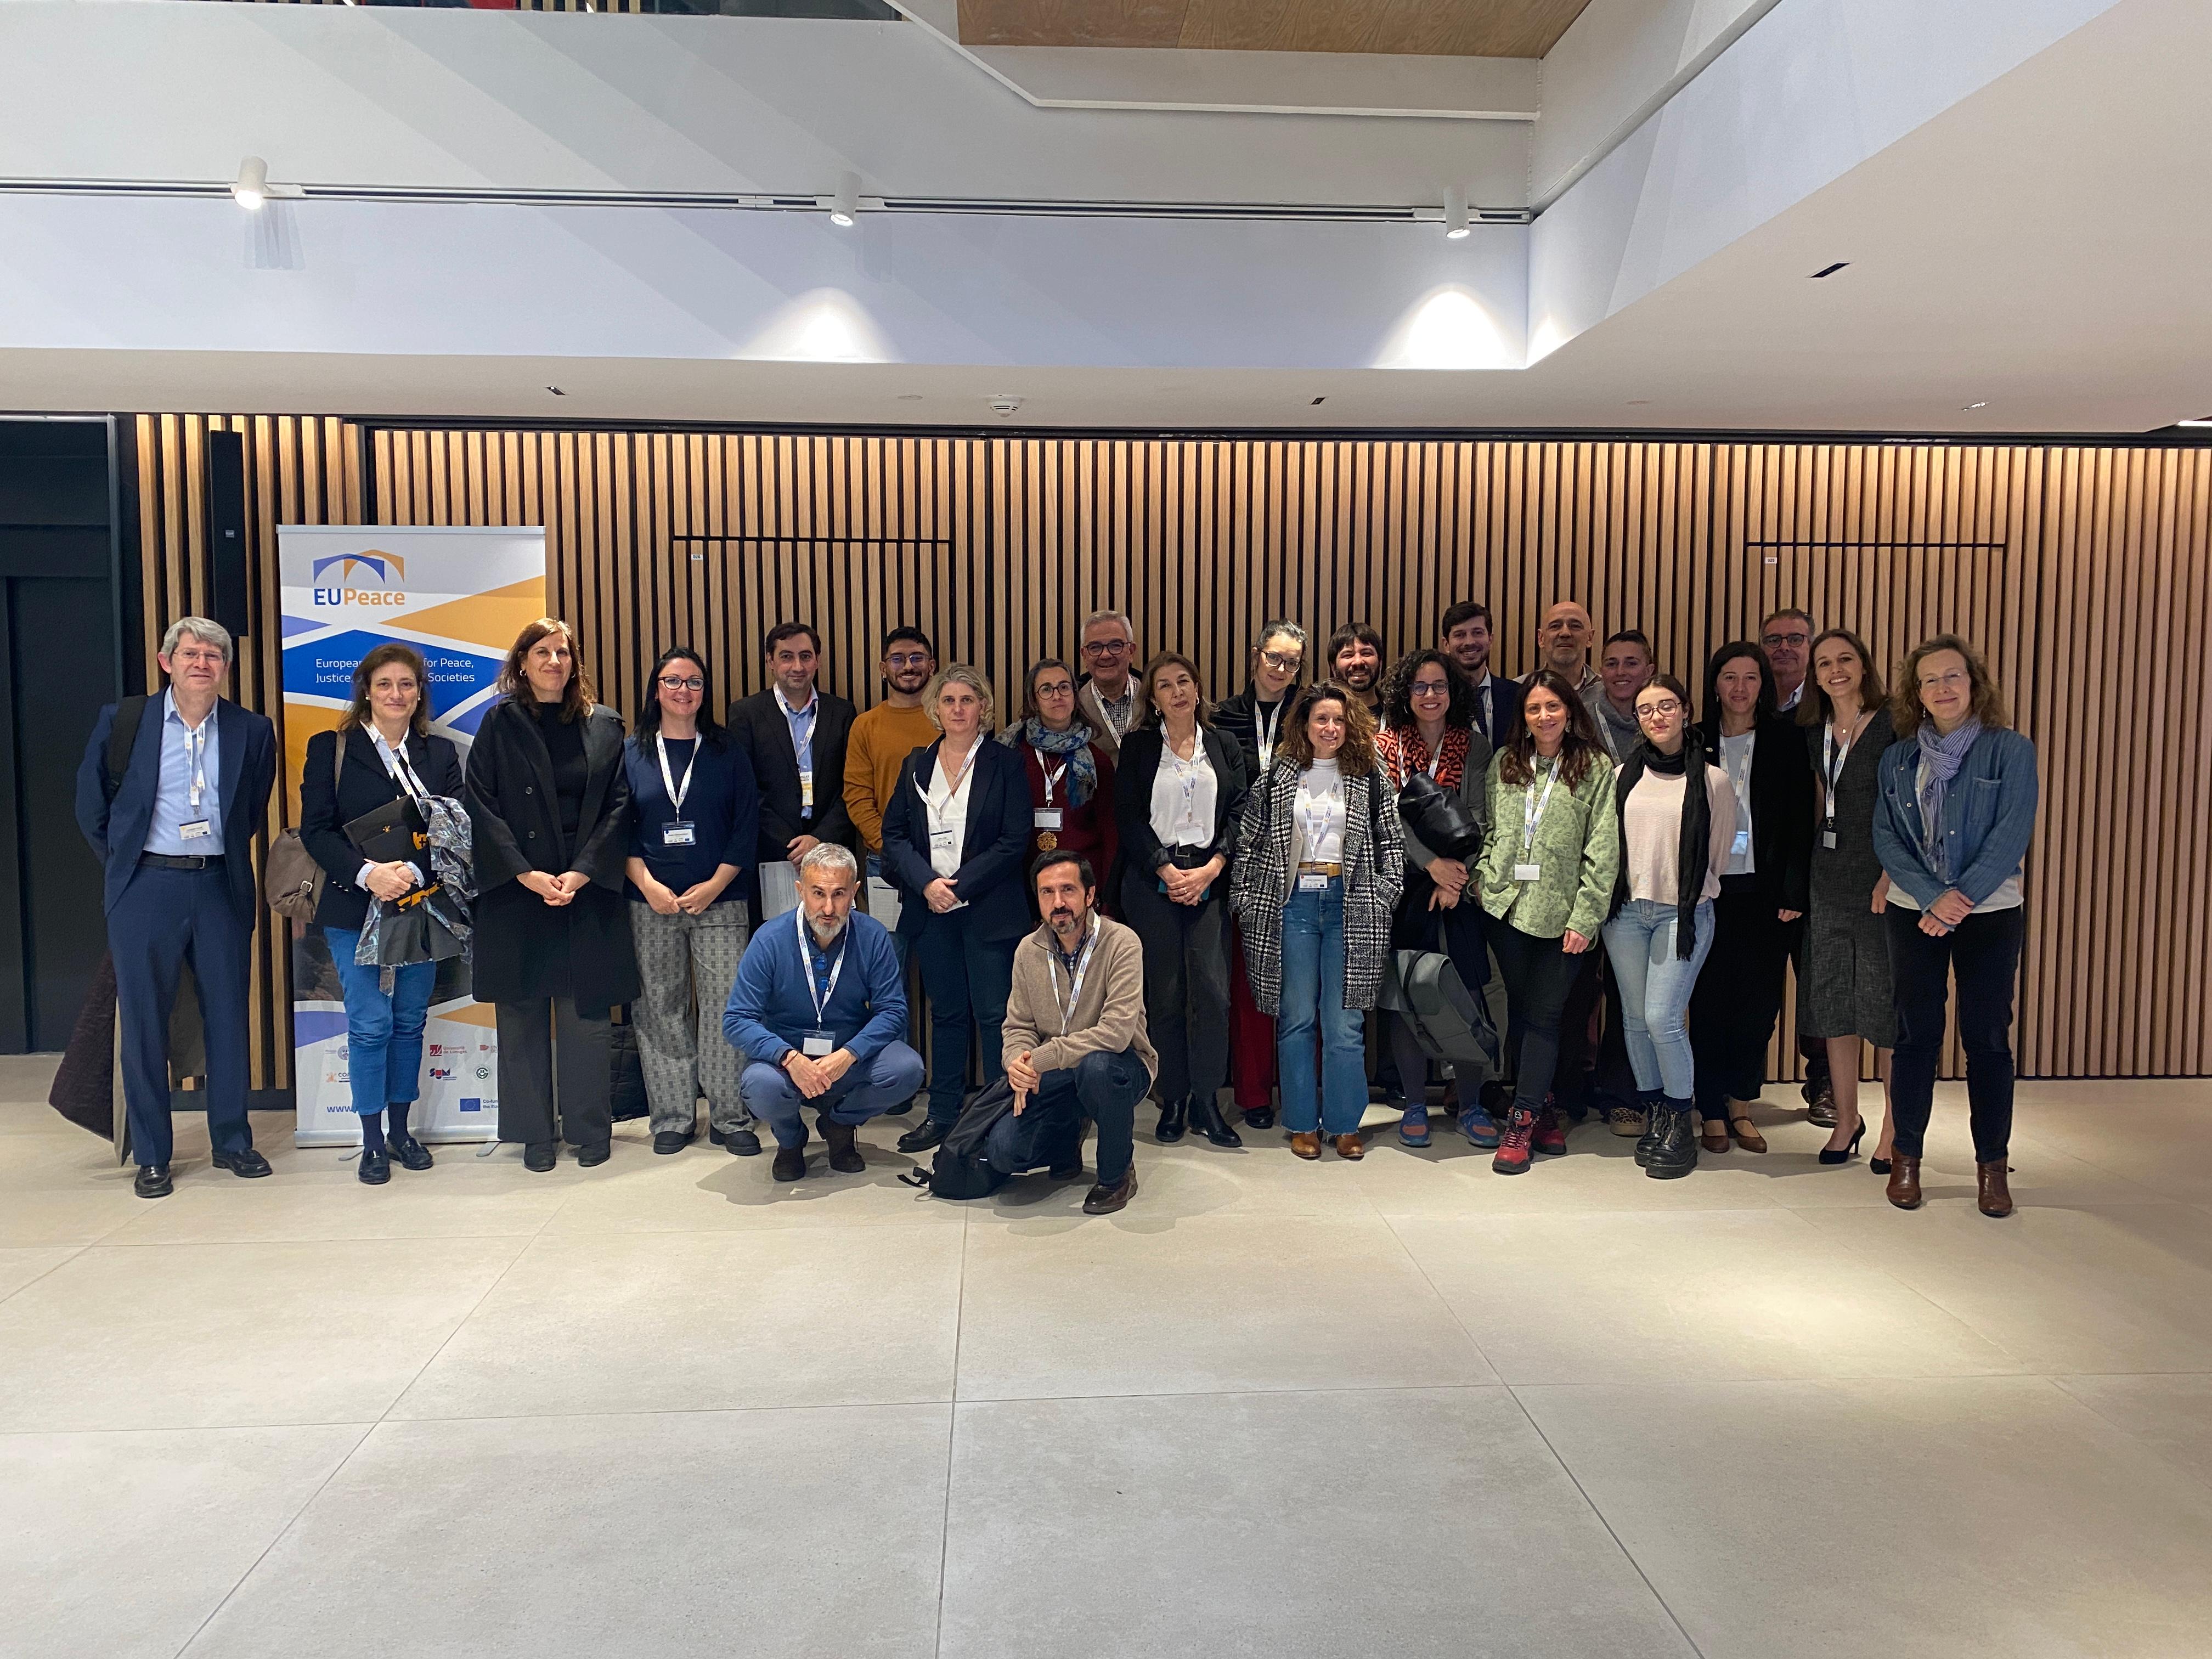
[1725,735,1754,861]
[658,734,702,849]
[179,718,214,841]
[1515,757,1561,883]
[1054,919,1101,1036]
[1297,786,1340,893]
[1821,715,1865,854]
[795,906,848,1061]
[1297,872,1330,893]
[1035,760,1066,845]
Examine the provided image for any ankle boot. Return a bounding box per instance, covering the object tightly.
[1633,1091,1666,1167]
[1154,1097,1188,1144]
[1886,1153,1923,1210]
[1190,1093,1243,1148]
[1976,1159,2015,1218]
[1645,1099,1698,1180]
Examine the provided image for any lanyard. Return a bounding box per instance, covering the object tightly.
[370,729,431,807]
[180,716,209,812]
[1821,712,1869,826]
[1522,755,1561,855]
[1166,739,1204,834]
[1052,918,1102,1035]
[1299,771,1341,857]
[795,907,849,1026]
[656,733,699,817]
[926,743,979,819]
[775,686,817,770]
[1724,731,1754,817]
[1040,760,1066,808]
[1255,699,1283,773]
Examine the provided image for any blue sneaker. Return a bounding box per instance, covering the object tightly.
[1398,1103,1432,1147]
[1459,1102,1500,1149]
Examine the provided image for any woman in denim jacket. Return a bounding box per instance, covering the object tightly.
[1871,634,2039,1218]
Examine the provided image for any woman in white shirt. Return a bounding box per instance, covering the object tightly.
[1601,674,1735,1179]
[1112,653,1249,1148]
[1231,684,1405,1160]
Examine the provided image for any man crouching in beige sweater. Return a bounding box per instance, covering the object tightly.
[994,851,1158,1214]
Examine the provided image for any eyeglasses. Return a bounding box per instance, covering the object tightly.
[1410,680,1452,698]
[1082,640,1132,657]
[1638,697,1684,716]
[1918,669,1971,691]
[1762,631,1811,648]
[886,653,933,670]
[1259,650,1302,672]
[657,675,705,692]
[1034,681,1075,698]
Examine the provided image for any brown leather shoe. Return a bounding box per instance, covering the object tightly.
[1729,1114,1768,1154]
[1700,1120,1730,1154]
[1976,1159,2015,1217]
[1885,1153,1922,1210]
[1333,1133,1365,1161]
[1289,1132,1322,1161]
[1082,1169,1138,1215]
[822,1118,864,1174]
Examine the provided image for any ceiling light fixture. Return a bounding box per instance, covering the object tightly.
[822,173,861,228]
[1962,402,1988,411]
[1442,185,1472,240]
[1809,262,1849,279]
[230,157,303,211]
[2177,416,2212,427]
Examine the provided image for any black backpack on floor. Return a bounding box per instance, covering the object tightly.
[916,1077,1019,1200]
[1380,949,1501,1074]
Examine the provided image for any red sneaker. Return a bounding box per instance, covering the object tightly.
[1533,1100,1568,1157]
[1493,1106,1537,1175]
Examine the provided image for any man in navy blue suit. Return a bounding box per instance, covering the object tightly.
[75,617,278,1199]
[1441,600,1523,751]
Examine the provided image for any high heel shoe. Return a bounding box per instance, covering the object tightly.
[1869,1154,1892,1175]
[1818,1122,1865,1166]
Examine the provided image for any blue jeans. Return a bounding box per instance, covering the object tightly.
[740,1042,928,1150]
[1276,878,1368,1137]
[323,927,438,1118]
[1600,899,1714,1099]
[985,1047,1152,1186]
[910,907,1017,1124]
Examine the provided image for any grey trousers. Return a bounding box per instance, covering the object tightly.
[628,898,752,1135]
[495,997,612,1149]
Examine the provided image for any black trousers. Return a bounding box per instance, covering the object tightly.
[1553,945,1637,1111]
[1121,869,1229,1107]
[495,997,613,1149]
[1489,922,1584,1116]
[1886,905,2024,1163]
[1690,878,1792,1120]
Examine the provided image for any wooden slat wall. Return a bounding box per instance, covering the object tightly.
[130,418,2212,1084]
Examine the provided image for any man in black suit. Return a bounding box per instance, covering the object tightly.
[727,622,857,906]
[1441,599,1523,751]
[74,617,278,1199]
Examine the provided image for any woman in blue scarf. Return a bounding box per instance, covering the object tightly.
[1002,658,1119,911]
[1871,634,2039,1217]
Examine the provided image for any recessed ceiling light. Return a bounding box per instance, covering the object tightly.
[895,393,923,401]
[1962,402,1988,411]
[1626,399,1651,407]
[1310,396,1327,405]
[1809,262,1849,279]
[546,386,566,397]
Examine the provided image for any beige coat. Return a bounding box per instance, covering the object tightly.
[998,915,1158,1084]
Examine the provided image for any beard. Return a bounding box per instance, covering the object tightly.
[806,913,846,946]
[1338,663,1376,690]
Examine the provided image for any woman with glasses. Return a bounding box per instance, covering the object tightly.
[1796,629,1900,1171]
[1872,634,2039,1217]
[1374,650,1493,1147]
[1232,682,1404,1161]
[1114,652,1248,1148]
[1686,641,1813,1155]
[1600,675,1736,1179]
[1213,622,1306,1129]
[624,647,763,1156]
[1002,658,1118,900]
[1475,670,1619,1175]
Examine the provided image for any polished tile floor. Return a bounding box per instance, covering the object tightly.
[4,1053,2211,1658]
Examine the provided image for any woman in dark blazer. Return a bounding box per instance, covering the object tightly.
[300,641,464,1185]
[466,618,639,1171]
[1688,641,1814,1153]
[878,665,1032,1153]
[1112,651,1249,1147]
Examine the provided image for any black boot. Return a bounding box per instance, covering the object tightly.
[1633,1091,1666,1168]
[1154,1096,1188,1144]
[1645,1098,1698,1180]
[1189,1093,1242,1148]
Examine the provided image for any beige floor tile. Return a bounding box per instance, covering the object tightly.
[183,1407,949,1659]
[2054,1373,2212,1492]
[1349,1128,1788,1215]
[0,1243,79,1301]
[1395,1207,2024,1383]
[941,1389,1694,1659]
[954,1210,1493,1400]
[0,1423,370,1659]
[1519,1376,2212,1659]
[0,1237,527,1431]
[98,1163,569,1244]
[388,1222,964,1419]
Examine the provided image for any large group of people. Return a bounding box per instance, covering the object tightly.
[77,600,2040,1220]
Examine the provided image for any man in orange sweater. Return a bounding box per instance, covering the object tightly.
[842,626,939,956]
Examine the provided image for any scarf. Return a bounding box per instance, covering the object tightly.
[1019,717,1099,807]
[1913,715,1983,881]
[1378,723,1471,791]
[1610,735,1710,960]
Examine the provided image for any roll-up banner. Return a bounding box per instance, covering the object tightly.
[278,526,547,1146]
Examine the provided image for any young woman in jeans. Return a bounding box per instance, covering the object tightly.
[1601,674,1735,1178]
[1475,671,1620,1175]
[1872,634,2039,1217]
[1232,683,1404,1161]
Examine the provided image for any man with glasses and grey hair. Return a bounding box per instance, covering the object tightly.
[75,617,277,1199]
[1074,610,1146,760]
[724,842,924,1182]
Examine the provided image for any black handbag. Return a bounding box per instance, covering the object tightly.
[1397,773,1482,860]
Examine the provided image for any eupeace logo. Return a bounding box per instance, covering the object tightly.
[311,551,408,609]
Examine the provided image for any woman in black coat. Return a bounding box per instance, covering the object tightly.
[1688,641,1814,1152]
[300,642,464,1185]
[1112,652,1249,1148]
[878,665,1032,1153]
[465,619,639,1171]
